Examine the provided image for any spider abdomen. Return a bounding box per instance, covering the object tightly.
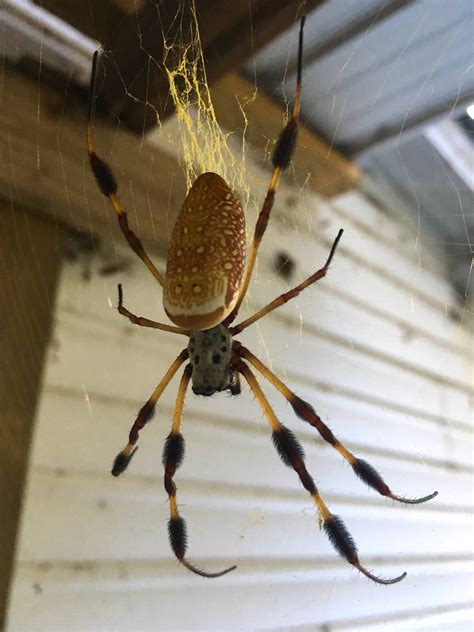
[164,172,246,330]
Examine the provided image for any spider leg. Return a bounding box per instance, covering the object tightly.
[238,361,407,585]
[237,345,438,505]
[225,17,305,326]
[230,369,242,396]
[87,52,165,287]
[111,349,189,476]
[117,284,189,335]
[163,364,237,578]
[231,230,343,335]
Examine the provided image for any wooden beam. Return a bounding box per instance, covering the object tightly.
[211,73,360,196]
[23,1,356,201]
[34,0,324,133]
[0,207,64,631]
[1,59,358,275]
[0,63,186,261]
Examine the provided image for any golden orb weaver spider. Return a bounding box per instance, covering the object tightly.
[87,18,437,584]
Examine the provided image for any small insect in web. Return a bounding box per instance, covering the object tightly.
[87,18,437,584]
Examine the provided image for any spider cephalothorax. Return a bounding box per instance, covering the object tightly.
[188,325,233,396]
[87,17,437,584]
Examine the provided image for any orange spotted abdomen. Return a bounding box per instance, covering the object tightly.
[164,172,246,330]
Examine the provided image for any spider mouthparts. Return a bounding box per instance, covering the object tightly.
[192,386,216,397]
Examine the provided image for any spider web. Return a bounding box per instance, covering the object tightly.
[1,1,474,631]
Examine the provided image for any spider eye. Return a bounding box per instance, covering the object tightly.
[212,354,221,364]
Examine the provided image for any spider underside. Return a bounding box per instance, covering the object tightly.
[87,17,437,585]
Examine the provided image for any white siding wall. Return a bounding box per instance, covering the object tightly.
[6,177,473,631]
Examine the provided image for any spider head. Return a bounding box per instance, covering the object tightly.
[188,325,233,396]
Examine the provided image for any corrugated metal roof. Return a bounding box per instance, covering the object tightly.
[245,0,473,301]
[246,0,473,152]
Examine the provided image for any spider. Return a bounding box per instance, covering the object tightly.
[87,18,437,585]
